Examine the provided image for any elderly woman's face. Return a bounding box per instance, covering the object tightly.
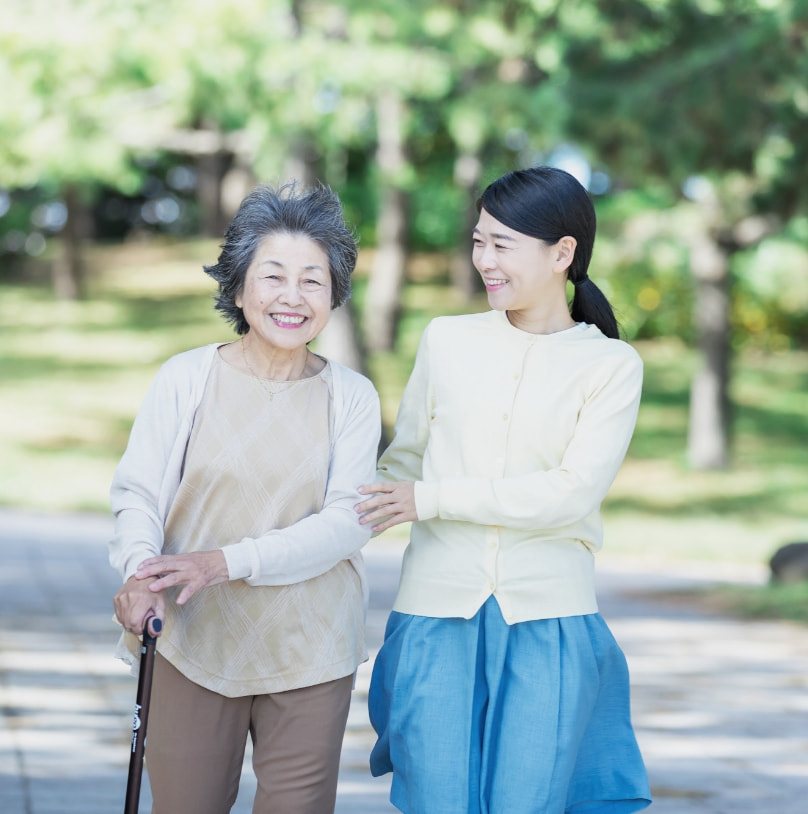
[236,231,332,351]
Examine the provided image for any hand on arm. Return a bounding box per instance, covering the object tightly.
[355,481,417,532]
[135,550,229,606]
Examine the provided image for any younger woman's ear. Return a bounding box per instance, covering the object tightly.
[554,236,577,272]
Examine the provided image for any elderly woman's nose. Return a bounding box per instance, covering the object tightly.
[278,280,305,304]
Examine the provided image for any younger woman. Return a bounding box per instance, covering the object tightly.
[356,166,651,813]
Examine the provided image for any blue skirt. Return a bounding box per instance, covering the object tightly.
[368,597,651,814]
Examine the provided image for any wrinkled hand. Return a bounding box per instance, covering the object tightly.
[136,550,229,606]
[355,481,417,532]
[114,575,165,636]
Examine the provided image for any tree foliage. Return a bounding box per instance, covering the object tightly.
[1,0,805,355]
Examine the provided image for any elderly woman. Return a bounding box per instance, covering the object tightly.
[110,183,381,814]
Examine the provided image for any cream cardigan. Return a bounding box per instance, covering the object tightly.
[378,311,643,624]
[110,343,381,606]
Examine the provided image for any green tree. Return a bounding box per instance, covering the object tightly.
[338,0,573,349]
[0,0,161,297]
[561,0,808,468]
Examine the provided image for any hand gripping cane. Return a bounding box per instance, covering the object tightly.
[124,615,162,814]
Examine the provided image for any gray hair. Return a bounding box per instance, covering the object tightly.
[204,182,358,335]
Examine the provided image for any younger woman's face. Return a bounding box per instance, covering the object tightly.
[472,208,568,315]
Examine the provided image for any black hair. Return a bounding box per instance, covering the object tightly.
[478,166,619,339]
[204,182,358,335]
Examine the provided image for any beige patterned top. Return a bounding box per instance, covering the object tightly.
[134,352,365,697]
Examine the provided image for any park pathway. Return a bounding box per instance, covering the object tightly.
[0,508,806,813]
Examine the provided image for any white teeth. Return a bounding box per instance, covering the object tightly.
[486,279,508,286]
[272,314,305,324]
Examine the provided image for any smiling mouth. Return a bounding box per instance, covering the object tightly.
[271,314,306,325]
[484,278,508,288]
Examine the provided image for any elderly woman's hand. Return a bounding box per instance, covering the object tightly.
[136,550,229,606]
[355,481,417,532]
[114,575,166,636]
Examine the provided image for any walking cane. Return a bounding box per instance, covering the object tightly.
[124,615,162,814]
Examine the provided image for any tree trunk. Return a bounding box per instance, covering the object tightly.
[315,301,368,376]
[316,301,390,453]
[220,163,257,224]
[197,150,234,238]
[282,138,322,187]
[52,185,86,300]
[687,230,732,469]
[363,90,409,353]
[450,153,484,300]
[282,0,323,190]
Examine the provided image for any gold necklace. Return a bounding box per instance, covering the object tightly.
[240,337,309,400]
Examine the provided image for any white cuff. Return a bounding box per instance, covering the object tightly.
[222,541,255,581]
[413,481,439,521]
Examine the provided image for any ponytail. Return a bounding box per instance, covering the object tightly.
[570,276,619,339]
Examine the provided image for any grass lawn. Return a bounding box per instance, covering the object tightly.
[648,580,808,625]
[2,238,807,619]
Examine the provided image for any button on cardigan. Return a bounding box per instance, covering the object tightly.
[377,310,643,624]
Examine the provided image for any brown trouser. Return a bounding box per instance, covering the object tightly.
[145,654,353,814]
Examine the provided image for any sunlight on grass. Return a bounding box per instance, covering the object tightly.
[1,241,230,512]
[603,339,808,567]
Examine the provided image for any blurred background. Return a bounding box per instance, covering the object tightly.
[1,0,806,619]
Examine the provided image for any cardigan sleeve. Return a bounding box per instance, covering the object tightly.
[108,345,215,581]
[108,360,185,581]
[222,369,382,585]
[416,349,643,530]
[376,323,432,488]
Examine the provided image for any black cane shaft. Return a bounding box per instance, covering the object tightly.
[124,616,162,814]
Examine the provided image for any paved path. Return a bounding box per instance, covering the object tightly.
[1,508,806,812]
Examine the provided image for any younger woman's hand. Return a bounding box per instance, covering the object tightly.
[136,550,229,606]
[355,481,417,532]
